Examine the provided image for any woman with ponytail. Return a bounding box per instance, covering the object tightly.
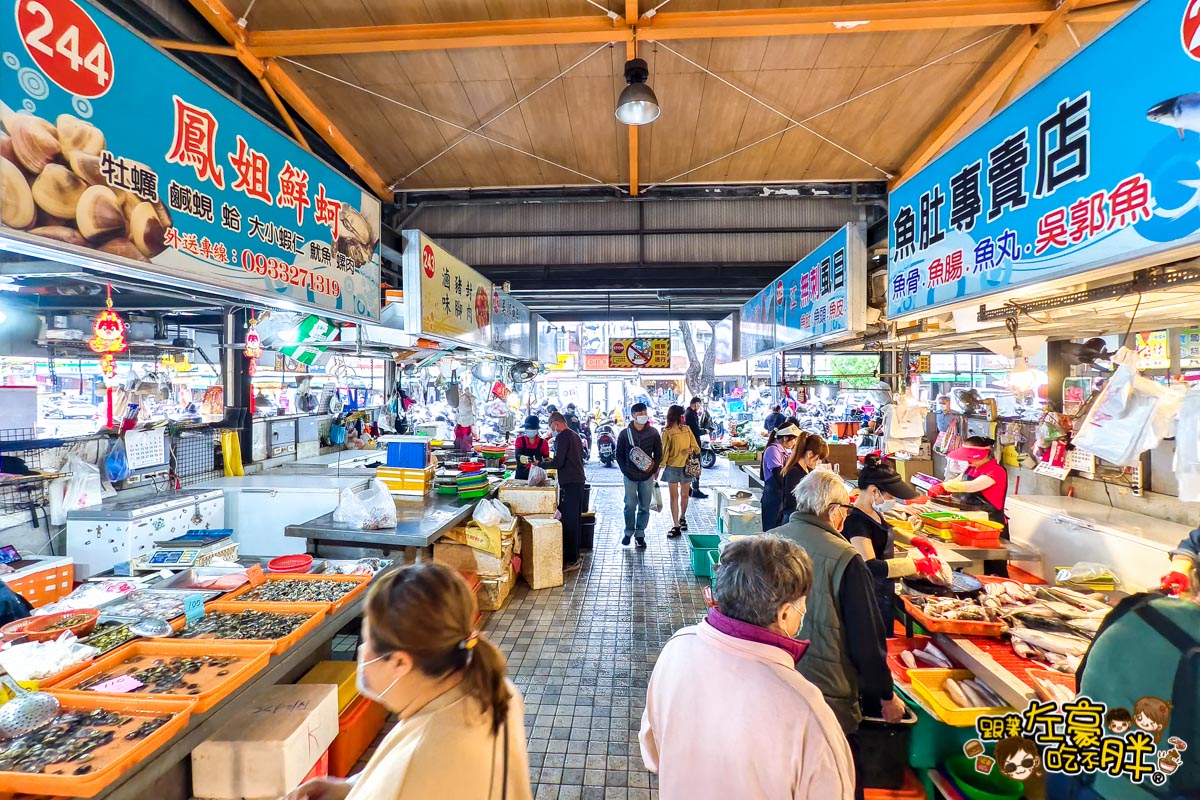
[284,563,532,800]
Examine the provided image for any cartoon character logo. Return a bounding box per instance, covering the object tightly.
[1158,748,1184,776]
[1135,696,1173,743]
[1106,707,1133,735]
[995,737,1043,782]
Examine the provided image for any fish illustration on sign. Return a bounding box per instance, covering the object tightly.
[1147,93,1200,139]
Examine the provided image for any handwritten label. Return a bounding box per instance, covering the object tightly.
[90,675,143,693]
[183,593,205,625]
[246,564,266,586]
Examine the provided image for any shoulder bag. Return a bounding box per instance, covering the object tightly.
[626,427,655,473]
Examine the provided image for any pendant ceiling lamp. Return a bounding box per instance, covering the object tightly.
[616,58,660,126]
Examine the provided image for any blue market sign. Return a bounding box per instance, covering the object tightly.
[887,0,1200,320]
[740,223,866,357]
[2,0,382,320]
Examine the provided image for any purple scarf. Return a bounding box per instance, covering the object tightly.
[707,609,809,664]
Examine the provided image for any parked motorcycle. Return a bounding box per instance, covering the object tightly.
[596,419,618,467]
[698,431,718,470]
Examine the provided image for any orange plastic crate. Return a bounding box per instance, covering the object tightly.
[302,748,330,783]
[3,559,74,609]
[950,520,1003,547]
[223,573,371,614]
[166,601,327,655]
[0,693,192,797]
[900,596,1007,638]
[864,768,928,799]
[45,639,273,713]
[329,694,389,777]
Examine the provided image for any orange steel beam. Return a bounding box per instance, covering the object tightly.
[238,0,1129,57]
[627,0,639,198]
[257,76,311,153]
[248,16,632,58]
[185,0,390,199]
[149,38,238,56]
[893,27,1038,187]
[991,0,1085,112]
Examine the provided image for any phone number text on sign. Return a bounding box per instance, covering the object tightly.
[16,0,113,98]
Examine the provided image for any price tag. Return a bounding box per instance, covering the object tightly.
[246,564,266,587]
[183,593,205,625]
[90,675,143,693]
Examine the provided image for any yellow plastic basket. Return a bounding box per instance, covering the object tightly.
[908,669,1009,727]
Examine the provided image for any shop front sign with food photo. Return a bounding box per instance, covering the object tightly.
[887,0,1200,320]
[2,0,382,320]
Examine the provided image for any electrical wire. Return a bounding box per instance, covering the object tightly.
[1123,292,1143,348]
[397,42,611,184]
[643,28,1005,188]
[282,59,614,188]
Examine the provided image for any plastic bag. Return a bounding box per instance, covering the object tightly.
[1055,562,1119,585]
[651,482,663,513]
[1175,386,1200,501]
[333,479,397,530]
[473,498,503,529]
[50,454,102,524]
[1073,365,1163,466]
[527,465,548,487]
[104,438,130,483]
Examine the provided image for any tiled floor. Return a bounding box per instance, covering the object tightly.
[353,460,721,799]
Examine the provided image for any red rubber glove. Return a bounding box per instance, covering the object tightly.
[926,483,948,499]
[910,536,942,577]
[1161,571,1190,596]
[911,536,939,559]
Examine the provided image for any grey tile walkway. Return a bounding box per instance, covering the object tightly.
[361,458,724,799]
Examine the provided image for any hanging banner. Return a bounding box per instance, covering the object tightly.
[402,231,493,347]
[774,223,867,347]
[278,315,340,366]
[490,284,532,360]
[1,0,382,320]
[739,285,776,359]
[608,338,670,369]
[887,0,1199,320]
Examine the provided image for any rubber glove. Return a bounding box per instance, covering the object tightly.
[1161,571,1190,596]
[910,536,944,578]
[519,455,530,465]
[926,483,948,499]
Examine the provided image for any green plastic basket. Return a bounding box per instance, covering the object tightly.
[688,534,721,577]
[707,550,721,589]
[945,755,1023,800]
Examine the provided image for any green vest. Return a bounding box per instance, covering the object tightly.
[772,512,863,732]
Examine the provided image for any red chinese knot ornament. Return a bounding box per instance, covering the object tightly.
[88,286,127,378]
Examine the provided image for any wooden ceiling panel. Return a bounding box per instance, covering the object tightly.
[502,45,572,79]
[513,78,587,181]
[651,40,713,74]
[759,35,827,71]
[645,71,707,182]
[409,81,508,186]
[446,48,512,81]
[417,0,493,24]
[722,69,812,180]
[865,62,983,171]
[563,75,622,180]
[353,0,433,26]
[460,80,548,186]
[554,43,618,78]
[389,51,462,83]
[685,72,756,182]
[706,37,769,72]
[925,25,1014,65]
[813,32,891,70]
[867,30,947,68]
[483,0,552,21]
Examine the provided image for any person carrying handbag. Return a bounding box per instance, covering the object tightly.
[615,402,663,548]
[660,405,700,538]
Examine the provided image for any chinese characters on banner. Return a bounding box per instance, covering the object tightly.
[973,697,1187,790]
[3,0,381,320]
[739,223,867,357]
[887,0,1200,320]
[1135,330,1170,369]
[608,338,671,369]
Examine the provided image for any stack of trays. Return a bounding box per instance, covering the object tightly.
[457,464,489,499]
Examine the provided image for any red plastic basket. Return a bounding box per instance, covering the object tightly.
[267,554,314,574]
[950,520,1003,547]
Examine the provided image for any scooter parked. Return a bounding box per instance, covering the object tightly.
[596,418,618,467]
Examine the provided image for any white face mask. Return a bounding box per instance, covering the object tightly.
[524,429,538,437]
[787,600,806,640]
[873,492,897,514]
[357,650,401,703]
[634,415,649,426]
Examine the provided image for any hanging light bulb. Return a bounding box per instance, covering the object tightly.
[615,58,660,126]
[1007,348,1038,393]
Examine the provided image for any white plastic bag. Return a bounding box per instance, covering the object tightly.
[1073,365,1162,466]
[527,465,548,487]
[1175,386,1200,501]
[651,482,664,513]
[473,498,503,529]
[333,479,397,530]
[60,454,102,521]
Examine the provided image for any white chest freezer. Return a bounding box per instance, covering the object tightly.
[66,489,225,578]
[1006,495,1193,592]
[194,475,372,557]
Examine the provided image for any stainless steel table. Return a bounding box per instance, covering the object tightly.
[285,491,482,561]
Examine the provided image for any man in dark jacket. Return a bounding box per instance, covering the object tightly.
[685,396,709,499]
[770,469,906,800]
[763,404,786,434]
[615,402,662,548]
[544,411,587,573]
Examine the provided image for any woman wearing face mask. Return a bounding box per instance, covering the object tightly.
[639,535,854,799]
[843,455,924,638]
[284,564,532,800]
[762,426,829,530]
[927,436,1009,576]
[775,470,906,800]
[512,415,549,481]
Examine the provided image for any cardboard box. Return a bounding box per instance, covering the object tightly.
[192,683,339,800]
[498,480,559,516]
[478,563,516,611]
[519,516,564,590]
[890,457,934,482]
[434,538,513,578]
[826,443,859,479]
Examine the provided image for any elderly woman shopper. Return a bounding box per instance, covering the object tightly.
[770,469,906,800]
[640,535,854,800]
[284,563,532,800]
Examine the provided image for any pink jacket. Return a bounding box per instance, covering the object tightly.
[639,619,855,800]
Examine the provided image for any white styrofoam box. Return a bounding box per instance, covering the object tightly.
[1006,495,1191,593]
[0,386,36,432]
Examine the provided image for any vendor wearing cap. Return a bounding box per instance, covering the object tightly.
[513,415,549,481]
[927,436,1009,575]
[843,454,928,637]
